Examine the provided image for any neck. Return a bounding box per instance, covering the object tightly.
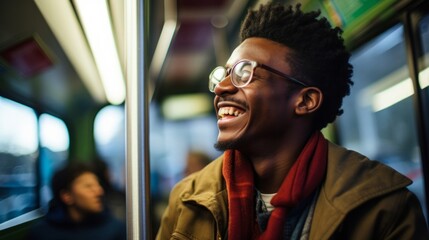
[68,207,85,223]
[247,130,314,193]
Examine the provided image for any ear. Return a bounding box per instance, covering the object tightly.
[294,87,323,115]
[60,190,74,205]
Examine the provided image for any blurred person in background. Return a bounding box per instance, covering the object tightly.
[183,150,212,177]
[27,162,126,240]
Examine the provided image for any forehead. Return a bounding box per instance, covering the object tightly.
[227,37,293,70]
[72,172,98,185]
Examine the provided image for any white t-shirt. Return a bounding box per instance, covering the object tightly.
[260,192,276,212]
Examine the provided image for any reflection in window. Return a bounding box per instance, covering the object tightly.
[337,24,427,216]
[0,97,38,224]
[94,105,125,190]
[419,15,429,130]
[40,114,69,152]
[39,114,69,207]
[419,14,429,91]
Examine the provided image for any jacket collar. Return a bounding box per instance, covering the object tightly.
[181,156,228,233]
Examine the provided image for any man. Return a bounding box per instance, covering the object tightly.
[28,163,126,240]
[157,3,428,239]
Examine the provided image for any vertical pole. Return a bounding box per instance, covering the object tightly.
[125,0,150,239]
[404,12,429,219]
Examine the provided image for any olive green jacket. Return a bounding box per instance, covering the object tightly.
[156,143,428,239]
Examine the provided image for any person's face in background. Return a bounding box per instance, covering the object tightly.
[61,172,105,217]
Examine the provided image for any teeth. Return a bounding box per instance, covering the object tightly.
[218,107,243,118]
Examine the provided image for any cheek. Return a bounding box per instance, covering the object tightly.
[73,191,92,203]
[249,87,290,112]
[251,90,294,127]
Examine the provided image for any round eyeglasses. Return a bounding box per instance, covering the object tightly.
[208,59,308,92]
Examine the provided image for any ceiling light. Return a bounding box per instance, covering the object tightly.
[371,66,429,112]
[372,78,413,112]
[73,0,126,105]
[419,66,429,89]
[162,94,212,120]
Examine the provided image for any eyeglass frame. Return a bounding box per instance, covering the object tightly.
[208,59,308,92]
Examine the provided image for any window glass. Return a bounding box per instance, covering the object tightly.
[418,13,429,219]
[39,114,69,207]
[419,15,429,77]
[418,15,429,127]
[94,105,125,190]
[337,24,427,217]
[40,114,69,152]
[0,97,38,224]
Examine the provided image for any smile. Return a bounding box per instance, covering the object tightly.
[218,107,244,119]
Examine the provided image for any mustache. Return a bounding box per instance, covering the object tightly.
[217,96,248,109]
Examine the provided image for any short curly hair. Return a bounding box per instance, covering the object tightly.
[240,3,353,130]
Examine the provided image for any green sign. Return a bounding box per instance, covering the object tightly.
[322,0,381,27]
[303,0,400,47]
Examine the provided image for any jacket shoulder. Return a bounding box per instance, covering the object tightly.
[325,142,412,209]
[310,143,427,239]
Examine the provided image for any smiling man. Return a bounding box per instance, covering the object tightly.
[156,3,428,239]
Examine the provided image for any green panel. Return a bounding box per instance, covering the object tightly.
[321,0,397,39]
[301,0,400,46]
[68,108,98,162]
[324,0,381,26]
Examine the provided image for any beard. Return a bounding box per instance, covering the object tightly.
[214,136,247,151]
[214,141,234,151]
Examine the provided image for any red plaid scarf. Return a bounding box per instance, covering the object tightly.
[222,132,328,239]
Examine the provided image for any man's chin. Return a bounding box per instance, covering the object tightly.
[214,139,242,151]
[214,142,230,151]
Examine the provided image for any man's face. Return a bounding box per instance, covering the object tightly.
[63,172,104,214]
[213,37,299,152]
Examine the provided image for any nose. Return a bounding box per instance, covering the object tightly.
[94,183,104,196]
[213,75,238,96]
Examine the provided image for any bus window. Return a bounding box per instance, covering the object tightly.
[94,105,125,191]
[420,15,429,79]
[336,24,427,216]
[39,113,69,208]
[418,14,429,133]
[0,97,38,225]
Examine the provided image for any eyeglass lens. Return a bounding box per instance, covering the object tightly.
[209,60,255,92]
[232,61,253,86]
[209,66,226,92]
